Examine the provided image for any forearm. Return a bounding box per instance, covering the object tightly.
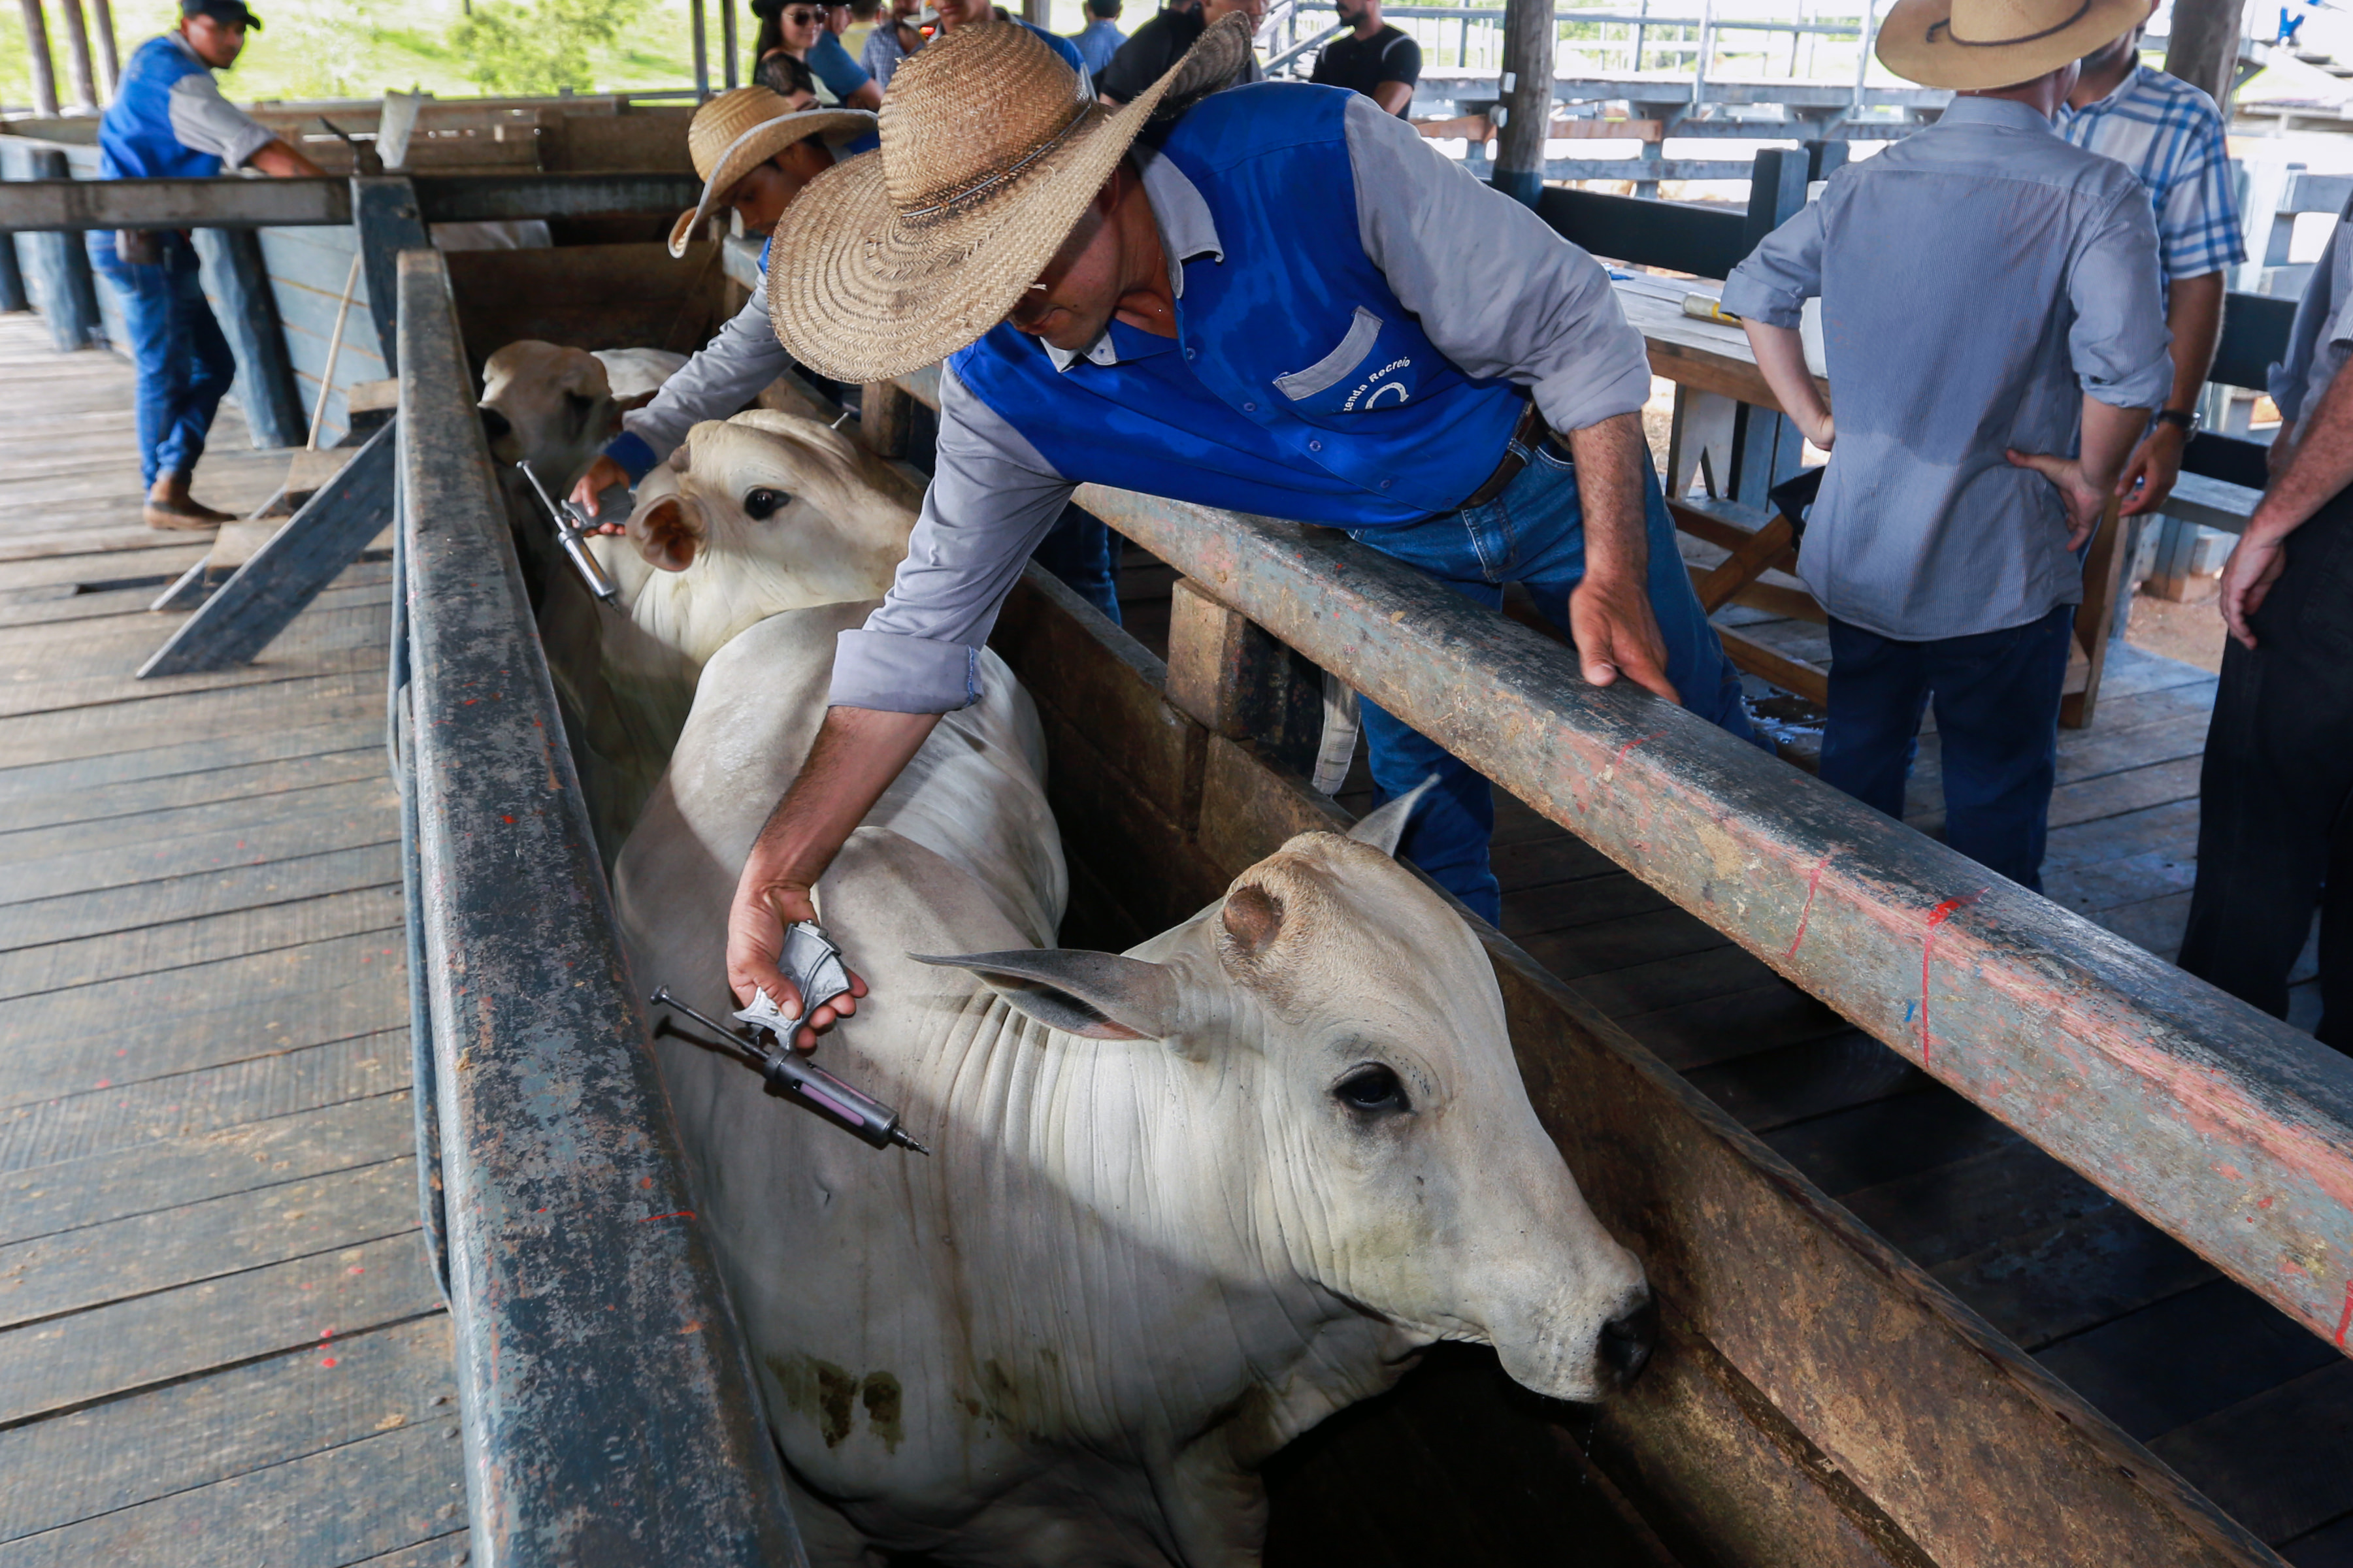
[2079,396,2148,491]
[2162,272,2225,413]
[743,706,942,894]
[246,139,327,178]
[1742,321,1830,445]
[2251,362,2353,543]
[1564,412,1650,584]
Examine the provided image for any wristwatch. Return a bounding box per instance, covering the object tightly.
[2153,408,2198,434]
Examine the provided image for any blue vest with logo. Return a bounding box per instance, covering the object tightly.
[950,82,1524,528]
[101,35,224,181]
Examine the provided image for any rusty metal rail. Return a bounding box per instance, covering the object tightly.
[398,248,804,1566]
[885,368,2353,1356]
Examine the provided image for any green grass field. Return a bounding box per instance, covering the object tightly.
[3,0,1105,110]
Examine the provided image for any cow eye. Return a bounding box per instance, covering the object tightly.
[743,487,790,520]
[1335,1065,1409,1114]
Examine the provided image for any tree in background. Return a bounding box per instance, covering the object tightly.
[453,0,643,93]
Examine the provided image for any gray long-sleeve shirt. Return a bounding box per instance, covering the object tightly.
[1723,96,2172,642]
[831,91,1652,712]
[2269,201,2353,425]
[614,265,797,470]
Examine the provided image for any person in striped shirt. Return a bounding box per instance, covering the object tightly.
[2061,5,2245,518]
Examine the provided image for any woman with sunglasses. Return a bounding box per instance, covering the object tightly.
[751,0,883,109]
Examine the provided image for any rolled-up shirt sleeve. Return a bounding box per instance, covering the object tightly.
[2066,186,2174,410]
[829,363,1076,712]
[616,282,797,474]
[168,73,275,169]
[1722,197,1825,329]
[1340,93,1650,433]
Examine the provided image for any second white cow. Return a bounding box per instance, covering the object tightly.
[617,619,1653,1567]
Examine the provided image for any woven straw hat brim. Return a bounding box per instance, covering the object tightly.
[1875,0,2143,88]
[768,16,1245,383]
[666,108,877,259]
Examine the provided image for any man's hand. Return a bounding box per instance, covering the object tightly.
[723,706,942,1046]
[571,454,633,535]
[1563,412,1679,702]
[2115,421,2188,517]
[726,876,868,1051]
[2004,449,2109,550]
[2217,532,2288,650]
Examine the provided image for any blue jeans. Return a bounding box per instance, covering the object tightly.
[1820,604,2075,893]
[87,232,235,489]
[1032,502,1122,625]
[1350,437,1756,924]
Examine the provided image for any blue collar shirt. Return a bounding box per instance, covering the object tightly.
[1723,96,2172,642]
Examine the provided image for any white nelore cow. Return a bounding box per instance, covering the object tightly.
[476,339,688,495]
[616,620,1655,1565]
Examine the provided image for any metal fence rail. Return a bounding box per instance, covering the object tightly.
[883,364,2353,1358]
[395,246,805,1567]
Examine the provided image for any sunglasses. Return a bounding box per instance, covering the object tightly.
[780,6,826,20]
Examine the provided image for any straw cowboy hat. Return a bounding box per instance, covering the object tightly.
[667,86,876,258]
[766,14,1255,383]
[1875,0,2145,90]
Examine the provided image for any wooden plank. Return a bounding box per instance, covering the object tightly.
[2147,1364,2353,1544]
[2035,1279,2339,1444]
[0,1315,458,1548]
[0,1030,408,1177]
[0,606,389,721]
[0,778,395,883]
[0,843,400,948]
[1683,1030,1929,1134]
[139,421,398,679]
[0,1229,438,1427]
[1717,625,1830,706]
[0,1158,417,1330]
[1610,978,1851,1073]
[0,745,384,834]
[0,1416,467,1568]
[0,672,381,768]
[0,722,374,804]
[1932,1206,2216,1351]
[1517,905,1736,983]
[0,1092,414,1245]
[0,885,404,1003]
[0,568,387,634]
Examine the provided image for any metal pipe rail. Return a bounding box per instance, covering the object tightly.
[397,246,806,1566]
[885,365,2353,1357]
[0,169,701,232]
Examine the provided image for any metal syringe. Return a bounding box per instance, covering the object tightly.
[649,987,930,1155]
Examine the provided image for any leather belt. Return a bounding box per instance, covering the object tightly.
[1451,400,1551,513]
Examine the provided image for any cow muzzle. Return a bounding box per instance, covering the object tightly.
[1597,1295,1657,1388]
[478,404,519,464]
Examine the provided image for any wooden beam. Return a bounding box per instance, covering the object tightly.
[0,175,351,233]
[15,0,59,118]
[861,381,913,459]
[1493,0,1555,206]
[395,248,800,1565]
[352,178,426,378]
[1692,513,1796,613]
[137,419,396,679]
[193,227,304,449]
[2059,497,2127,729]
[53,0,96,109]
[18,150,102,354]
[2164,0,2242,108]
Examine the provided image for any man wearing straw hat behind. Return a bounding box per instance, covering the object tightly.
[727,14,1759,1024]
[567,86,873,517]
[1724,0,2169,892]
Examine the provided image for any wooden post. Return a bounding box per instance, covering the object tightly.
[721,0,738,90]
[24,148,101,353]
[88,0,116,97]
[16,0,59,117]
[861,381,913,457]
[1730,146,1813,507]
[1022,0,1050,23]
[352,176,427,376]
[53,0,96,110]
[1166,578,1325,772]
[1493,0,1553,206]
[0,233,26,314]
[193,227,305,448]
[2164,0,2243,108]
[690,0,710,97]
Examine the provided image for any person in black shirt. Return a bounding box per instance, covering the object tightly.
[1096,0,1260,103]
[1310,0,1418,115]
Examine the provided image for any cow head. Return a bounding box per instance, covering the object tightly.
[919,791,1654,1405]
[610,412,915,667]
[478,340,619,495]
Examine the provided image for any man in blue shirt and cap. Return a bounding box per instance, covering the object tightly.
[93,0,325,531]
[724,15,1755,1031]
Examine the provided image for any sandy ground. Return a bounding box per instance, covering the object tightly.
[2122,587,2228,675]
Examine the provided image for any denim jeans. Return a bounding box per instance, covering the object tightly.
[86,231,237,490]
[1819,604,2074,893]
[1031,502,1122,626]
[1350,437,1756,924]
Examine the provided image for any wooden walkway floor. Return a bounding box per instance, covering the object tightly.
[0,314,467,1567]
[1115,540,2353,1565]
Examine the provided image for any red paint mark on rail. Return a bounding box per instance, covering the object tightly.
[640,1211,697,1223]
[2335,1281,2353,1347]
[1785,853,1831,960]
[1918,889,1988,1063]
[1612,730,1668,770]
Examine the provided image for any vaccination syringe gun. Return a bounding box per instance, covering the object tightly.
[516,459,622,606]
[650,923,930,1155]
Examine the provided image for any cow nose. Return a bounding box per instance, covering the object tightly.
[1598,1298,1657,1386]
[478,405,512,451]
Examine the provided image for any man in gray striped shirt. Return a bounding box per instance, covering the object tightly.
[1726,0,2169,892]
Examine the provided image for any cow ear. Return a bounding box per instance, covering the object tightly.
[912,949,1179,1041]
[634,494,700,572]
[1347,776,1440,858]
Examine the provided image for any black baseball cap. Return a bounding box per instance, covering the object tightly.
[182,0,262,29]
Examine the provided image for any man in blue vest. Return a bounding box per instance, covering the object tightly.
[92,0,323,530]
[729,16,1754,1034]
